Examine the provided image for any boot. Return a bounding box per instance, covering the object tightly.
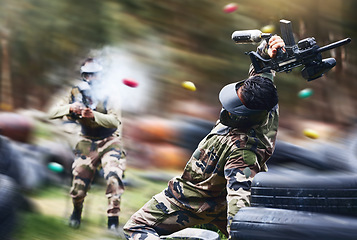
[69,208,82,229]
[108,216,126,237]
[108,216,119,230]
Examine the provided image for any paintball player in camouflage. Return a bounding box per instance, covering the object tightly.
[123,36,285,239]
[48,58,126,232]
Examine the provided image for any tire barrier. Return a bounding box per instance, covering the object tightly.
[0,174,18,240]
[250,171,357,217]
[0,136,22,184]
[231,207,357,240]
[268,140,351,171]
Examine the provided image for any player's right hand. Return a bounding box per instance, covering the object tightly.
[70,102,84,115]
[268,36,286,58]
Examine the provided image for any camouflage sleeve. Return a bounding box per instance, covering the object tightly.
[93,110,120,128]
[256,40,270,59]
[92,96,122,129]
[248,64,275,80]
[47,89,73,119]
[248,40,275,80]
[224,149,259,234]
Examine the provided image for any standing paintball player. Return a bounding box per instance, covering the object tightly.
[123,36,285,239]
[48,58,126,233]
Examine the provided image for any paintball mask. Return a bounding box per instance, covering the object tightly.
[80,59,103,81]
[80,61,103,74]
[219,80,268,128]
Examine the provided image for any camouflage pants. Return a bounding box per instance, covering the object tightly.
[70,135,126,217]
[123,190,228,240]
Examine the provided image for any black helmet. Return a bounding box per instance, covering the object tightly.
[218,76,277,128]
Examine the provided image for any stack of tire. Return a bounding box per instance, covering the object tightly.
[0,175,18,240]
[0,135,48,239]
[231,137,357,240]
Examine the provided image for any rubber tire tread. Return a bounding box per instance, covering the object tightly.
[268,140,336,170]
[0,136,22,184]
[250,171,357,217]
[0,174,17,239]
[231,207,357,240]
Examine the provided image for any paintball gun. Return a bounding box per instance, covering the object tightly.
[231,19,351,81]
[71,81,94,119]
[73,81,93,108]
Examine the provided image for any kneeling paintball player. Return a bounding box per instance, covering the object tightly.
[123,35,285,239]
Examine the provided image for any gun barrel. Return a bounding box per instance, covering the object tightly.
[317,38,351,53]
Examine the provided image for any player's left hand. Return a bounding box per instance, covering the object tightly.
[81,108,94,119]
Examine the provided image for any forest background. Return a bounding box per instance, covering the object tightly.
[0,0,356,130]
[1,1,356,239]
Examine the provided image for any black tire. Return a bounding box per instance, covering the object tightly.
[231,207,357,240]
[0,136,22,184]
[250,171,357,217]
[268,140,348,171]
[346,131,357,172]
[175,117,214,152]
[0,174,18,239]
[313,143,353,172]
[0,174,17,219]
[1,137,48,191]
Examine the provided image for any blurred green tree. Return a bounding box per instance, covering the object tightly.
[0,0,355,125]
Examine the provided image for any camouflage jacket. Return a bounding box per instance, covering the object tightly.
[163,69,278,232]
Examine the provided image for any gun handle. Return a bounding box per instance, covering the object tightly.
[275,47,287,59]
[247,51,271,73]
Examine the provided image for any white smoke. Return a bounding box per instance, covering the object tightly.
[90,46,154,114]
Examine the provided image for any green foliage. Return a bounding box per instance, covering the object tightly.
[15,213,70,240]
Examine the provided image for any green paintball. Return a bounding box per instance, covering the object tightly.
[47,162,64,173]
